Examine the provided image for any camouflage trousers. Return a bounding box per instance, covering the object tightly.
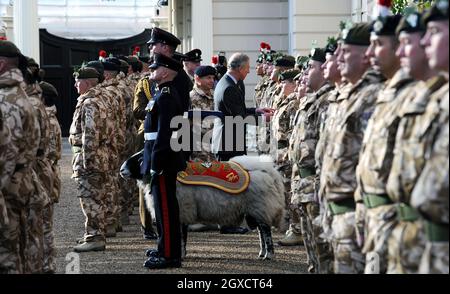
[331,211,365,274]
[0,168,34,274]
[104,172,120,228]
[43,205,55,273]
[50,163,61,204]
[25,169,52,273]
[278,162,292,221]
[75,173,107,240]
[419,242,449,274]
[362,204,397,274]
[387,220,426,274]
[0,204,24,274]
[119,177,135,216]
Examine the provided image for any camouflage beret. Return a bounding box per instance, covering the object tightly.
[342,22,371,46]
[39,81,59,98]
[274,55,296,68]
[73,67,101,80]
[0,40,23,58]
[310,48,326,63]
[372,15,403,36]
[279,69,301,82]
[423,0,449,24]
[396,12,426,35]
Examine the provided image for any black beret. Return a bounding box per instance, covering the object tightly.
[39,81,59,98]
[274,55,296,68]
[26,57,39,68]
[396,12,426,35]
[310,48,326,63]
[184,49,202,62]
[194,65,217,78]
[372,15,403,36]
[147,27,181,48]
[342,22,371,46]
[86,61,104,76]
[279,69,301,81]
[102,57,121,71]
[0,40,22,57]
[325,37,338,54]
[423,0,449,24]
[150,53,182,72]
[127,56,139,65]
[73,67,101,80]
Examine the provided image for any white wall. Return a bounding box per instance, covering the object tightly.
[212,0,289,106]
[289,0,351,57]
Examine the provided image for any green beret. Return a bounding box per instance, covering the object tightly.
[274,55,296,68]
[73,67,101,80]
[396,12,426,35]
[423,0,449,24]
[39,81,59,98]
[0,40,23,58]
[279,69,301,82]
[372,15,403,36]
[342,22,371,46]
[310,48,326,63]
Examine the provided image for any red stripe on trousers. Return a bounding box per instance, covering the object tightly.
[159,175,171,259]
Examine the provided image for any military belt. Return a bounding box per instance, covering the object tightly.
[424,220,449,242]
[396,203,420,222]
[328,198,356,216]
[363,193,393,209]
[72,146,82,154]
[144,132,157,141]
[299,166,316,179]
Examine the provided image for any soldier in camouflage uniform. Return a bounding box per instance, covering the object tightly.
[321,23,386,274]
[355,15,417,274]
[314,38,347,274]
[388,2,449,274]
[271,69,300,238]
[40,81,62,273]
[190,65,217,162]
[254,53,268,107]
[265,55,296,109]
[101,58,127,237]
[23,57,53,273]
[0,41,40,274]
[411,1,449,274]
[70,67,109,252]
[287,48,334,273]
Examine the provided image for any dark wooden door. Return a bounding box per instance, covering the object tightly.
[39,29,152,136]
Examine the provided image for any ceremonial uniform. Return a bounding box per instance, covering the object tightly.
[142,54,186,269]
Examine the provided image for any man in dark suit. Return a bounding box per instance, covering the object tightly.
[212,53,274,162]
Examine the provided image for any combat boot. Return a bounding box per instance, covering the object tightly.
[73,238,106,253]
[278,229,304,246]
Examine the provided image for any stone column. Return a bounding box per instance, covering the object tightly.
[13,0,40,63]
[191,0,213,66]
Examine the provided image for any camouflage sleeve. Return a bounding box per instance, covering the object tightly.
[0,112,18,189]
[36,103,51,156]
[133,79,152,121]
[21,99,41,165]
[411,117,449,224]
[81,99,101,171]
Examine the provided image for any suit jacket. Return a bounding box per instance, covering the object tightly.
[212,74,257,158]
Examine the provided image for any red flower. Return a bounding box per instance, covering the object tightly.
[212,55,219,65]
[260,42,271,52]
[99,50,107,58]
[0,36,7,41]
[377,0,392,7]
[134,46,140,52]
